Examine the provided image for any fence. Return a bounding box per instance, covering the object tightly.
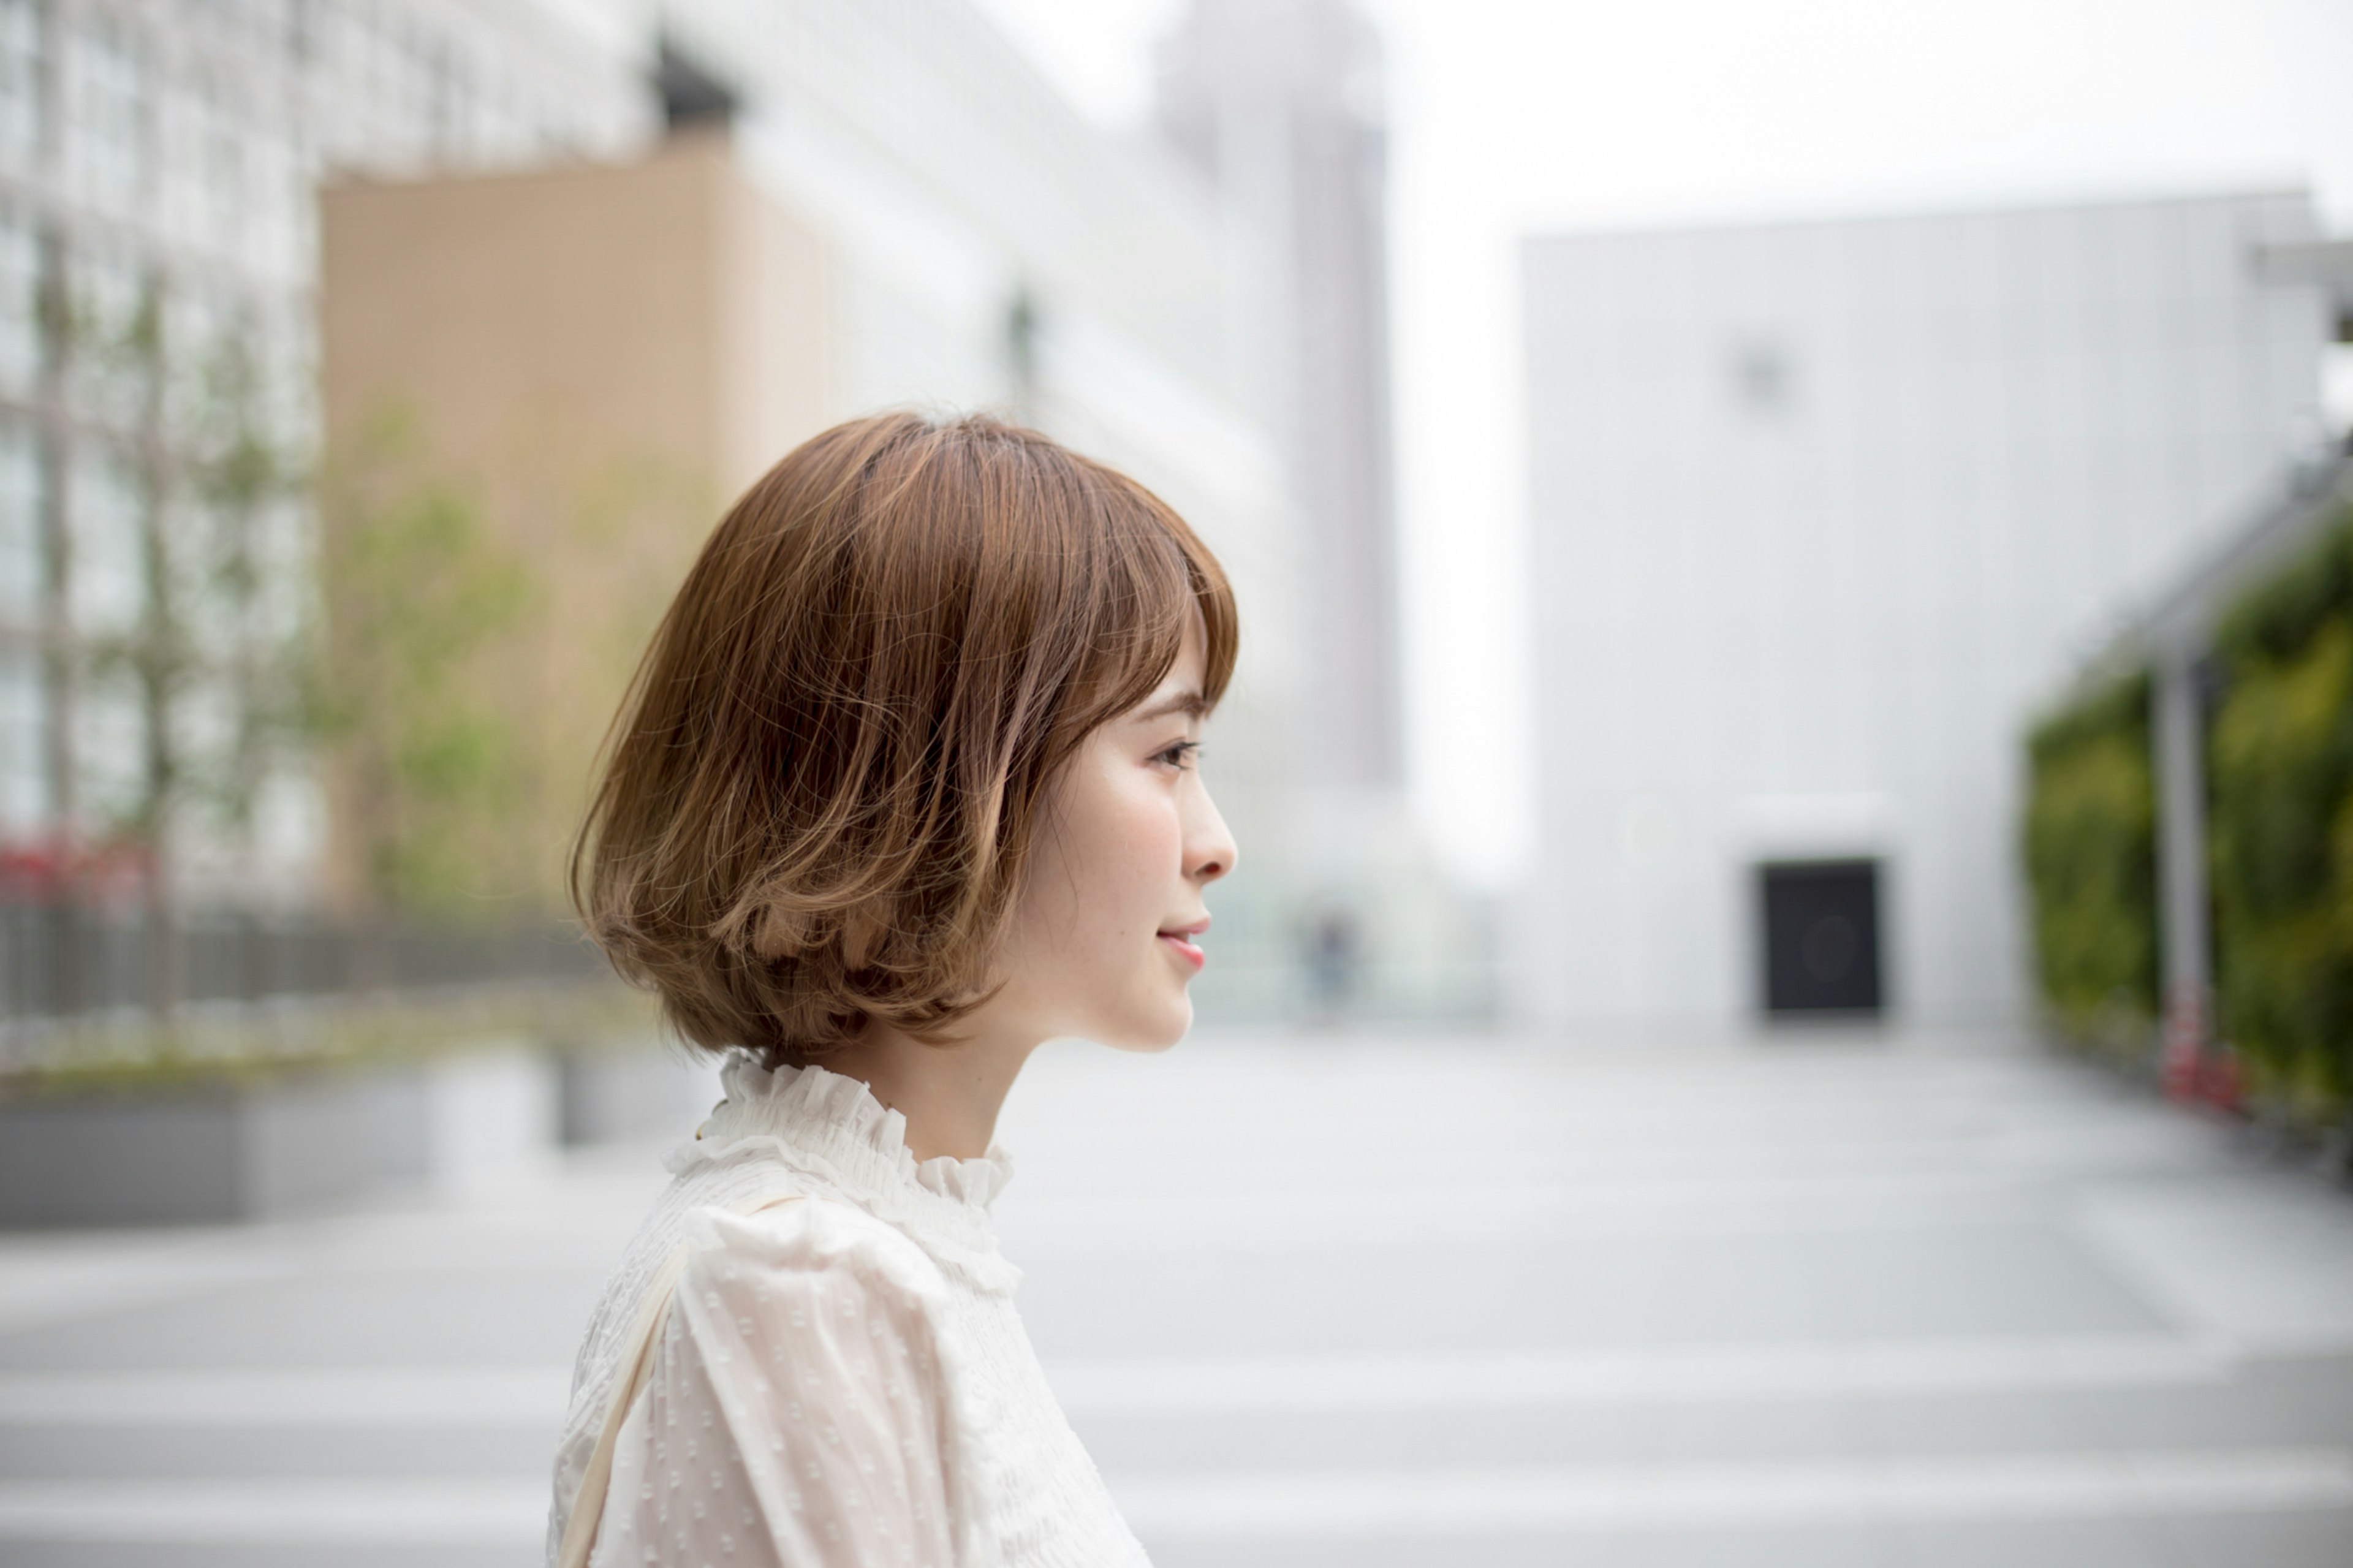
[0,899,608,1028]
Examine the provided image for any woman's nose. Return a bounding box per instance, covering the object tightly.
[1187,788,1238,884]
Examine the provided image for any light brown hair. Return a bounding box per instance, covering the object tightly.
[572,411,1238,1064]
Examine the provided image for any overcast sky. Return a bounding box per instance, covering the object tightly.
[973,0,2353,887]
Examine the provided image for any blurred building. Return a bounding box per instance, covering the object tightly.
[0,0,1324,1012]
[314,4,1313,1009]
[2059,238,2353,1077]
[0,0,647,915]
[1518,191,2338,1031]
[0,0,1474,1025]
[317,124,834,917]
[1148,0,1488,1021]
[1154,0,1402,796]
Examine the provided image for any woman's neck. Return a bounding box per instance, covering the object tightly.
[819,1021,1039,1162]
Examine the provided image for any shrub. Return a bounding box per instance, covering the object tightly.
[2023,670,2159,1053]
[2208,509,2353,1118]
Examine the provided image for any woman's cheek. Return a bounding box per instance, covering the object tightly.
[1077,777,1154,938]
[1134,792,1184,895]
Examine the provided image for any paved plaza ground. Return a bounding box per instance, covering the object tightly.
[4,1027,2353,1566]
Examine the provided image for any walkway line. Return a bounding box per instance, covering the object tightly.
[2,1450,2347,1543]
[6,1330,2328,1426]
[1049,1331,2257,1415]
[0,1366,571,1426]
[1112,1448,2353,1537]
[0,1478,547,1543]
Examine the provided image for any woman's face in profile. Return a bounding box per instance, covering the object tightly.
[993,620,1238,1051]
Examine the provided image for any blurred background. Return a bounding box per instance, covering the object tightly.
[4,0,2353,1564]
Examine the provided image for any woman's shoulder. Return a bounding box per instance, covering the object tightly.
[672,1195,972,1421]
[684,1192,952,1307]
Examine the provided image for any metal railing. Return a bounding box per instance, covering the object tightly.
[0,899,609,1028]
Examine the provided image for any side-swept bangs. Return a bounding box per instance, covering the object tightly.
[571,411,1237,1063]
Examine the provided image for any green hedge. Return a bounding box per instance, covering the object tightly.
[2023,670,2159,1052]
[2208,506,2353,1118]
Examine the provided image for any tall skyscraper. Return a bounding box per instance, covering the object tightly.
[1155,0,1402,793]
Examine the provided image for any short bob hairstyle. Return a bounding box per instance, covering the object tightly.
[572,411,1238,1064]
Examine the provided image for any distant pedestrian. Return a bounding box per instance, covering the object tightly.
[1306,905,1359,1021]
[547,413,1238,1568]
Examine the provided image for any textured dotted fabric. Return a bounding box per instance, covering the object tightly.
[548,1056,1152,1568]
[592,1203,967,1567]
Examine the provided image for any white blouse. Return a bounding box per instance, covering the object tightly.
[545,1055,1152,1568]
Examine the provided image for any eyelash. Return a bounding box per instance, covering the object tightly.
[1154,740,1201,771]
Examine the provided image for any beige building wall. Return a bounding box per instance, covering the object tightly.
[317,131,832,916]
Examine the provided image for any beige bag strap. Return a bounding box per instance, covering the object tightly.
[555,1192,802,1568]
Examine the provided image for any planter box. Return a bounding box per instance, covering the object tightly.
[556,1044,724,1146]
[421,1043,559,1191]
[0,1067,428,1227]
[0,1043,572,1227]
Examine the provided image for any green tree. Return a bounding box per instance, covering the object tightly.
[60,275,313,1023]
[322,408,537,949]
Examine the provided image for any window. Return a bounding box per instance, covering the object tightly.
[197,81,246,248]
[66,16,148,209]
[67,439,143,635]
[0,0,45,170]
[0,205,42,392]
[0,645,47,834]
[70,662,143,830]
[163,286,227,445]
[0,416,44,620]
[63,241,153,430]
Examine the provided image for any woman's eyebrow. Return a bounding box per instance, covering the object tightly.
[1129,691,1209,722]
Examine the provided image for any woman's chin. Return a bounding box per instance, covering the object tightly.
[1097,994,1192,1054]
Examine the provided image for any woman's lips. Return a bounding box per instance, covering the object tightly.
[1158,932,1206,969]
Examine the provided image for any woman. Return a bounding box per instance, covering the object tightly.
[545,412,1237,1568]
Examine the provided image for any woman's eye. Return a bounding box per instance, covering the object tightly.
[1154,741,1200,770]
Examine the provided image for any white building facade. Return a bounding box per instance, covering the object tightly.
[1519,192,2335,1031]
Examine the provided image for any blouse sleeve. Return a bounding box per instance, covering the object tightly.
[591,1200,989,1568]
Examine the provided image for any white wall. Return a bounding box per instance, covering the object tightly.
[1519,191,2332,1030]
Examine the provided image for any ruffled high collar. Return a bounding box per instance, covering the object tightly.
[665,1053,1020,1295]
